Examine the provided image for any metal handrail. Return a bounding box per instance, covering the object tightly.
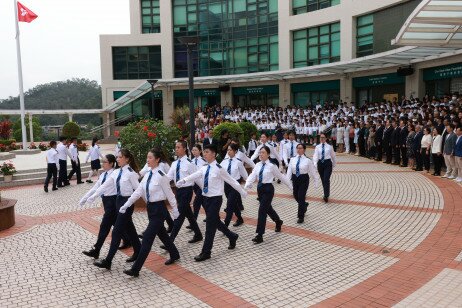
[89,113,133,134]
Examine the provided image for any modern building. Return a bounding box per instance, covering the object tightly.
[99,0,462,128]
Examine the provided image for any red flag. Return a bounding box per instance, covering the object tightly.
[17,2,38,23]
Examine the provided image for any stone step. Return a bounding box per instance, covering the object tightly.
[0,177,94,188]
[11,163,92,175]
[0,165,93,186]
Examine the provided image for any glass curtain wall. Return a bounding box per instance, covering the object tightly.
[172,0,279,78]
[141,0,161,33]
[292,0,340,15]
[112,46,162,80]
[356,14,373,57]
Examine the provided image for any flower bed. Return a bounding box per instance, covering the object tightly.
[0,160,17,176]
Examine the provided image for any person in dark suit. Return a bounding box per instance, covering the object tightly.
[399,120,409,167]
[391,120,401,165]
[413,125,424,171]
[375,121,384,161]
[358,122,366,157]
[383,120,393,164]
[203,129,219,148]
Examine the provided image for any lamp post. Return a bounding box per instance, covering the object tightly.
[178,36,199,145]
[147,79,158,120]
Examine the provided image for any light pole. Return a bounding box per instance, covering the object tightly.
[178,36,199,145]
[147,79,158,120]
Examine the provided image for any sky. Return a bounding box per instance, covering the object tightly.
[0,0,130,99]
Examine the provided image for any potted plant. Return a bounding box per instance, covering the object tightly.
[1,160,17,182]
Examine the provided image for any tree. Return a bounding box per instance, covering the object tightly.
[0,119,13,140]
[62,121,81,138]
[12,117,42,142]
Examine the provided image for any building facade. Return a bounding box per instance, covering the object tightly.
[100,0,462,121]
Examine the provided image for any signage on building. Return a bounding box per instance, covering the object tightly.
[291,80,340,93]
[174,89,220,98]
[423,63,462,81]
[353,73,405,88]
[232,85,279,96]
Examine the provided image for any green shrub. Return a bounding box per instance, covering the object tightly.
[62,121,80,138]
[0,139,17,146]
[212,122,244,146]
[120,118,181,168]
[12,117,42,142]
[238,122,258,149]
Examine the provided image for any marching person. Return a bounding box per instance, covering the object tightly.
[57,136,72,187]
[166,141,203,244]
[80,154,131,259]
[68,138,84,184]
[178,144,246,262]
[85,137,105,183]
[244,146,292,244]
[250,133,281,167]
[85,149,141,270]
[44,140,59,192]
[227,138,256,168]
[313,133,336,203]
[220,143,248,227]
[283,131,299,166]
[191,144,207,220]
[286,143,319,223]
[118,148,181,277]
[247,133,258,158]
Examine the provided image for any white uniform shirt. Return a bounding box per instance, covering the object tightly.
[279,139,289,160]
[312,143,337,167]
[284,140,300,164]
[86,145,104,162]
[46,148,59,165]
[250,142,281,163]
[167,155,198,188]
[140,162,170,178]
[81,169,116,202]
[220,157,249,181]
[247,139,258,153]
[181,161,246,198]
[286,155,319,187]
[68,143,78,161]
[191,156,207,168]
[244,160,292,190]
[225,149,255,168]
[57,142,72,161]
[89,165,139,198]
[122,167,177,208]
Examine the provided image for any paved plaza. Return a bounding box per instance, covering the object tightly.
[1,151,462,307]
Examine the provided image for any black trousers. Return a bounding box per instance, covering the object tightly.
[350,138,356,153]
[400,146,408,166]
[422,149,431,171]
[94,196,121,251]
[68,158,82,182]
[132,201,179,273]
[105,196,141,263]
[170,186,202,241]
[369,146,376,159]
[415,149,423,170]
[392,145,400,164]
[58,159,69,186]
[224,183,242,226]
[202,196,236,255]
[317,159,333,198]
[292,174,309,218]
[256,183,280,236]
[432,153,443,175]
[385,145,392,163]
[193,184,204,219]
[376,143,382,160]
[44,163,57,189]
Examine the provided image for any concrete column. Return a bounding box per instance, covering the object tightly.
[163,87,174,125]
[278,0,291,70]
[68,113,73,122]
[405,69,424,99]
[103,112,111,138]
[28,113,33,143]
[221,90,232,107]
[340,74,353,104]
[279,81,290,108]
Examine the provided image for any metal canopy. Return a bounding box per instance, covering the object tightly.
[106,45,462,112]
[393,0,462,47]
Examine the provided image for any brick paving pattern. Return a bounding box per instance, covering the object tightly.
[1,152,462,307]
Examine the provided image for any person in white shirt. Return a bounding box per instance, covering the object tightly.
[244,145,293,244]
[421,127,432,173]
[287,143,319,224]
[247,133,258,157]
[114,139,121,157]
[56,136,73,187]
[85,137,105,183]
[336,123,345,153]
[250,133,281,167]
[179,144,246,262]
[313,133,337,203]
[191,144,207,220]
[118,148,181,277]
[431,128,443,176]
[67,138,83,184]
[85,149,141,270]
[44,140,59,192]
[80,154,126,260]
[225,138,256,169]
[283,131,299,166]
[220,143,249,227]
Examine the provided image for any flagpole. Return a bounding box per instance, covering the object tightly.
[14,0,28,150]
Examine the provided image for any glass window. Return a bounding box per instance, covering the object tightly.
[141,0,161,33]
[112,46,162,80]
[292,0,340,15]
[356,14,373,57]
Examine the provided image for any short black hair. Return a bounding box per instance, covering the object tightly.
[296,143,306,150]
[59,136,67,142]
[204,144,217,154]
[229,143,239,152]
[176,140,188,149]
[50,140,57,147]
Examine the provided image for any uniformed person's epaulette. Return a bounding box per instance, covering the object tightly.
[158,170,165,176]
[128,167,133,172]
[187,158,192,163]
[201,157,206,162]
[236,158,242,162]
[216,164,222,168]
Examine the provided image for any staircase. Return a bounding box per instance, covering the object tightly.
[0,163,93,188]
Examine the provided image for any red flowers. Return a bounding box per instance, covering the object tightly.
[147,132,157,139]
[143,126,148,131]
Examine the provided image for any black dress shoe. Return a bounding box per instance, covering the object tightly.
[44,186,48,193]
[185,225,192,230]
[52,187,58,191]
[64,182,71,186]
[228,234,238,250]
[118,242,132,250]
[194,252,211,262]
[123,269,139,277]
[138,234,143,239]
[275,220,283,232]
[160,245,167,250]
[86,180,93,183]
[126,254,138,263]
[252,235,263,244]
[188,235,203,243]
[57,185,64,188]
[233,218,244,227]
[297,218,304,224]
[165,256,180,265]
[203,218,207,222]
[166,225,173,233]
[82,249,99,259]
[323,196,328,203]
[94,259,111,270]
[77,181,85,184]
